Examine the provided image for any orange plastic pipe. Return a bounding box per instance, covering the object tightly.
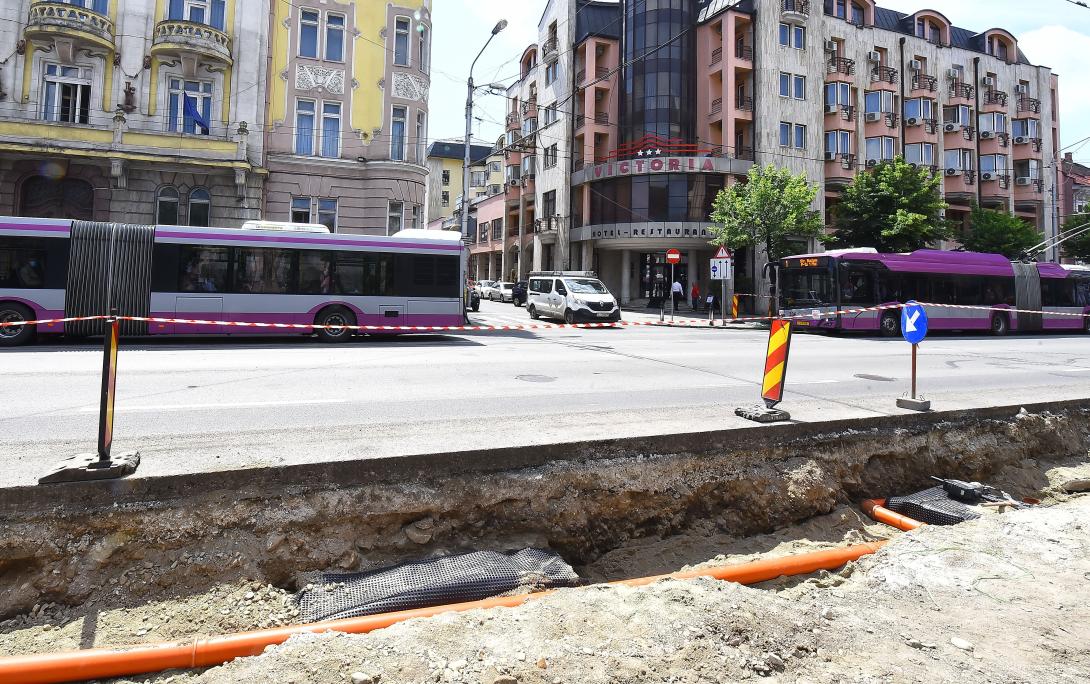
[861,498,925,531]
[0,541,887,684]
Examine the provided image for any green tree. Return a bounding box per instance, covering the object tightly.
[962,203,1042,257]
[708,164,823,262]
[1062,214,1090,261]
[826,157,949,252]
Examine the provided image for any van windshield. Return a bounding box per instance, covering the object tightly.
[565,278,609,294]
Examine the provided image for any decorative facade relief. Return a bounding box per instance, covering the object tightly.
[391,72,428,102]
[295,64,345,94]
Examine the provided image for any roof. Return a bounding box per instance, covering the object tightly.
[576,0,621,43]
[427,141,493,163]
[698,0,754,24]
[875,7,1032,65]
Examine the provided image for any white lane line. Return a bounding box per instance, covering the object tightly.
[1050,367,1090,373]
[792,379,841,385]
[78,399,347,413]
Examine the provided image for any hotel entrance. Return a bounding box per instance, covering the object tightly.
[640,252,687,305]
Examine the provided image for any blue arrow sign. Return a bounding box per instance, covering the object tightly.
[901,301,928,345]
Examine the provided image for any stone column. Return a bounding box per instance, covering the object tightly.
[620,249,631,304]
[532,234,543,271]
[582,240,594,273]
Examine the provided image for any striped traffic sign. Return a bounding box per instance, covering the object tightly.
[761,319,793,409]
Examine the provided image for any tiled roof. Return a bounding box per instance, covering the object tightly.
[427,141,493,162]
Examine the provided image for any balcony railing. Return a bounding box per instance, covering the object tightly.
[152,19,232,63]
[885,112,899,128]
[576,68,586,84]
[506,111,520,126]
[1018,97,1042,114]
[965,170,976,185]
[596,66,609,79]
[711,47,722,66]
[575,114,585,129]
[737,147,755,161]
[950,81,975,99]
[1032,137,1043,152]
[997,132,1010,147]
[711,97,723,115]
[593,112,608,124]
[736,44,753,61]
[923,118,938,134]
[735,96,754,112]
[27,1,114,46]
[782,0,810,19]
[912,74,938,92]
[542,37,558,61]
[841,105,856,122]
[840,154,856,170]
[871,65,897,84]
[984,90,1008,107]
[828,57,855,76]
[963,126,976,141]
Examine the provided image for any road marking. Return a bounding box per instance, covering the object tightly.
[78,399,347,413]
[1050,367,1090,373]
[793,379,841,385]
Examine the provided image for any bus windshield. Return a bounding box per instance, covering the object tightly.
[781,265,836,307]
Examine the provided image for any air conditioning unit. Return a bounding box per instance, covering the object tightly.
[945,168,962,177]
[982,76,995,87]
[908,162,920,169]
[508,178,522,187]
[824,40,838,52]
[947,68,961,80]
[824,103,838,114]
[864,112,881,123]
[980,130,995,139]
[981,172,994,181]
[1013,135,1029,145]
[865,159,879,168]
[905,117,920,127]
[867,51,881,63]
[823,151,837,161]
[1015,176,1033,186]
[908,59,923,72]
[1015,84,1028,94]
[943,122,960,133]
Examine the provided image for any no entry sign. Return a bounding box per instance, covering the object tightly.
[665,248,681,264]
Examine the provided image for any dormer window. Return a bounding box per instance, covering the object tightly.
[851,2,865,25]
[987,34,1013,62]
[916,19,940,43]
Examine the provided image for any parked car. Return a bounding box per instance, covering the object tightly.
[526,271,620,323]
[474,279,494,296]
[511,280,528,307]
[489,282,515,302]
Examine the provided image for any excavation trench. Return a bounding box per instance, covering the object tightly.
[1,401,1089,663]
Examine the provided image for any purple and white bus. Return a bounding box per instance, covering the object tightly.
[779,248,1090,336]
[0,216,467,346]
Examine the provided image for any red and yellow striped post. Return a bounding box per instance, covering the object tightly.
[731,295,739,320]
[761,319,793,409]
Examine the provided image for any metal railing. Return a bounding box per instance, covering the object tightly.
[711,98,723,115]
[885,112,899,128]
[841,105,856,122]
[735,96,753,112]
[575,114,585,129]
[984,90,1008,107]
[912,74,938,91]
[950,81,975,99]
[711,48,722,66]
[871,65,897,84]
[997,132,1010,147]
[1018,97,1041,114]
[923,118,938,134]
[542,37,558,60]
[736,44,753,61]
[576,68,586,84]
[593,112,608,124]
[781,0,810,15]
[828,57,855,75]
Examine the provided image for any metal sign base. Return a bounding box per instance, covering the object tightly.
[39,451,140,484]
[896,396,931,412]
[735,405,791,423]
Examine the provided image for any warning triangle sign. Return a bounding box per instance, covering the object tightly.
[714,246,731,259]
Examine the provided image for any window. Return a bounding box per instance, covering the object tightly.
[904,143,935,166]
[295,100,315,155]
[522,117,537,137]
[794,75,806,100]
[850,1,865,25]
[441,169,450,186]
[544,144,558,168]
[317,198,337,231]
[825,130,852,155]
[1014,159,1040,179]
[542,104,558,126]
[68,0,109,12]
[441,191,450,207]
[824,0,847,19]
[300,10,319,58]
[779,72,790,97]
[864,90,895,114]
[291,197,311,223]
[418,25,430,73]
[167,78,212,135]
[325,14,345,61]
[416,111,426,162]
[188,188,210,226]
[290,197,336,229]
[865,136,895,162]
[989,36,1009,62]
[978,112,1007,133]
[179,245,229,293]
[942,104,972,126]
[825,82,850,107]
[779,23,804,48]
[387,201,404,235]
[0,236,62,289]
[779,122,791,147]
[411,205,421,230]
[492,218,502,240]
[394,17,410,66]
[780,73,805,99]
[170,0,225,31]
[470,170,487,187]
[944,148,974,171]
[157,187,179,224]
[545,62,559,85]
[979,154,1008,175]
[916,18,941,43]
[235,248,294,294]
[1012,118,1039,138]
[41,64,91,124]
[905,97,934,120]
[321,102,341,158]
[390,106,406,160]
[794,124,807,149]
[543,190,556,218]
[490,161,501,173]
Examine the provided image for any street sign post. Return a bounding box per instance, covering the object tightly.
[897,301,930,411]
[665,249,680,321]
[712,246,732,325]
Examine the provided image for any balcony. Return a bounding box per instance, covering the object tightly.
[575,114,585,129]
[151,20,232,67]
[711,47,722,66]
[542,37,558,63]
[596,66,609,79]
[735,44,753,61]
[735,96,754,112]
[827,57,855,76]
[983,90,1008,107]
[506,111,520,130]
[576,68,586,84]
[781,0,810,22]
[840,105,856,122]
[710,97,723,115]
[950,81,975,100]
[870,65,897,84]
[737,147,755,161]
[593,112,608,125]
[912,74,938,92]
[885,112,899,128]
[1018,97,1042,114]
[25,0,115,54]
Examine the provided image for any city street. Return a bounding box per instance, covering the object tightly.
[2,299,1088,488]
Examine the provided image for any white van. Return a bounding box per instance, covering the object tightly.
[526,271,620,323]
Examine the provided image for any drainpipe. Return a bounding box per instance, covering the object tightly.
[750,12,761,306]
[898,38,906,151]
[973,56,982,207]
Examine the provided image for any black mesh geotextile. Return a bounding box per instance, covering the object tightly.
[886,486,982,526]
[295,548,582,623]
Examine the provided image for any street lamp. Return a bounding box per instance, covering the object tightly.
[460,19,507,243]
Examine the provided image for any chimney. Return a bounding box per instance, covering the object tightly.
[1065,152,1073,162]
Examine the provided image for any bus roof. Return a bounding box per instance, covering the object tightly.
[785,248,1015,277]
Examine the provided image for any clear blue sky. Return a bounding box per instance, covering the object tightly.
[429,0,1090,161]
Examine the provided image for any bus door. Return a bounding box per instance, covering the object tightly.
[837,262,880,331]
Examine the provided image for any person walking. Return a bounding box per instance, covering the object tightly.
[690,282,700,311]
[671,278,683,311]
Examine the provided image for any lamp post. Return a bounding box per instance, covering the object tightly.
[460,19,508,242]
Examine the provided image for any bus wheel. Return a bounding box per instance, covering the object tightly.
[990,313,1010,336]
[0,303,35,347]
[315,306,356,343]
[879,312,900,338]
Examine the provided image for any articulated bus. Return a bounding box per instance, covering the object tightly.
[0,216,467,346]
[779,248,1090,336]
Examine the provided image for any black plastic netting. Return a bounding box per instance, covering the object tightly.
[295,548,582,623]
[886,486,981,526]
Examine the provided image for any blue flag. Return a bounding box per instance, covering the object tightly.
[183,93,209,133]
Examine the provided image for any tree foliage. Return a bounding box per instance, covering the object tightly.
[708,164,823,262]
[962,203,1042,257]
[1062,213,1090,261]
[826,157,949,252]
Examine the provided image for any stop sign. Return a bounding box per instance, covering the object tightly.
[665,248,681,264]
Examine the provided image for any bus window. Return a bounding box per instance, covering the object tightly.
[298,251,334,295]
[956,276,982,305]
[1042,278,1076,307]
[929,276,958,304]
[179,245,229,293]
[0,237,49,289]
[839,266,875,306]
[1074,278,1090,307]
[983,276,1015,305]
[235,247,296,294]
[360,252,395,296]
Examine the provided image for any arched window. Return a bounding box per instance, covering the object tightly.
[19,176,94,220]
[156,187,179,224]
[851,2,865,25]
[188,188,211,226]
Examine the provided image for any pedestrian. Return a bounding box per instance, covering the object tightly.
[690,282,700,311]
[671,278,683,311]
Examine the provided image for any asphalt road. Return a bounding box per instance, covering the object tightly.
[3,299,1089,488]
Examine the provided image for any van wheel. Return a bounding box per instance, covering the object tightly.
[564,308,576,325]
[990,313,1010,336]
[528,305,539,320]
[879,312,900,338]
[0,302,35,347]
[315,306,356,343]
